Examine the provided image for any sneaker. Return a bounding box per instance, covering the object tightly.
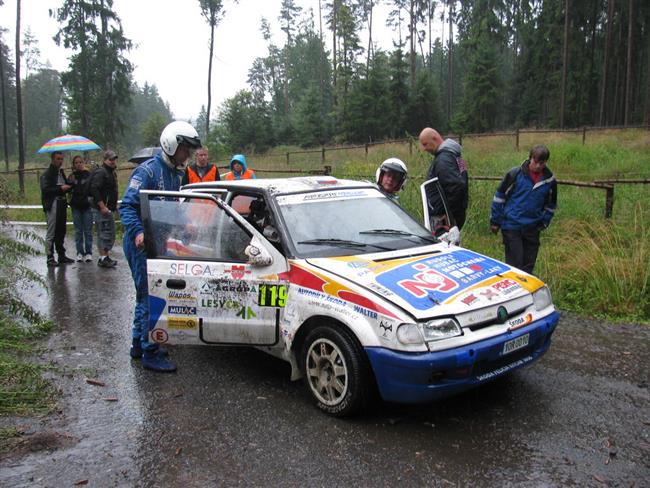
[106,256,117,266]
[58,255,75,264]
[46,256,58,267]
[97,257,111,268]
[76,253,83,262]
[142,350,176,372]
[84,254,93,262]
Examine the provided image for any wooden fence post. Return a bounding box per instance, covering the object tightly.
[324,165,332,175]
[286,152,290,165]
[321,147,325,163]
[605,185,614,218]
[409,139,412,155]
[365,143,369,159]
[515,128,520,150]
[582,126,587,145]
[459,133,463,145]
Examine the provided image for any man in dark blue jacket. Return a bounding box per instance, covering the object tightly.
[490,145,557,275]
[119,121,201,372]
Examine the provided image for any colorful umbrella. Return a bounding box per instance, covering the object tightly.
[37,134,101,153]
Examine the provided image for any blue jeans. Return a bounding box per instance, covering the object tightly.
[71,207,93,255]
[123,234,156,352]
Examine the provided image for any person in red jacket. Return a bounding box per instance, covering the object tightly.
[223,154,256,180]
[181,146,220,185]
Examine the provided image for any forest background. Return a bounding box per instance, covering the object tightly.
[1,0,649,166]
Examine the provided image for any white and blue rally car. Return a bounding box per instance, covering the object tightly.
[139,176,560,416]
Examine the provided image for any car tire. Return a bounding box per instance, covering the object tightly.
[301,324,373,417]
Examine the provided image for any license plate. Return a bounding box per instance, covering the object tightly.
[503,333,530,355]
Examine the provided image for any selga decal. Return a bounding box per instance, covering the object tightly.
[375,250,510,311]
[288,262,399,320]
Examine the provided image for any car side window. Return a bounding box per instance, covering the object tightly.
[146,196,251,262]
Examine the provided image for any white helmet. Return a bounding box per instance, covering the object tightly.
[160,121,202,157]
[376,157,408,192]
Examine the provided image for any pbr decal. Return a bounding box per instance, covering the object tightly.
[167,305,197,315]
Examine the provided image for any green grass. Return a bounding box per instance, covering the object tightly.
[0,316,55,416]
[4,129,650,321]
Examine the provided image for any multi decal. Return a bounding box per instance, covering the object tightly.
[376,250,510,311]
[167,305,196,315]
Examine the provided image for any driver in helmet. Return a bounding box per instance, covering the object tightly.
[376,157,408,201]
[119,121,201,373]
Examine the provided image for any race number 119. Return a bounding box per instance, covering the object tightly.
[258,284,287,307]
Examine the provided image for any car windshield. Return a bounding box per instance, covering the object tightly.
[276,188,436,257]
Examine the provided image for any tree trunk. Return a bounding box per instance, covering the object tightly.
[78,2,89,136]
[428,0,432,72]
[624,0,634,126]
[447,0,453,125]
[207,15,215,138]
[560,0,570,128]
[332,0,337,108]
[0,47,9,171]
[100,2,113,146]
[409,0,416,89]
[599,0,614,126]
[366,1,373,75]
[15,0,25,195]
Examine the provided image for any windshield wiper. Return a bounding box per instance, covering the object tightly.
[360,228,437,243]
[297,238,392,250]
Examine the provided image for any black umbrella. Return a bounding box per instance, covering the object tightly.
[128,146,162,164]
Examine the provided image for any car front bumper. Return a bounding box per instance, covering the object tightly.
[365,311,560,404]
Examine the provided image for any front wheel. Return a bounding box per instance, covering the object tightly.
[301,325,373,417]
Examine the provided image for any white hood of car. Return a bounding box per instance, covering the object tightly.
[306,246,536,321]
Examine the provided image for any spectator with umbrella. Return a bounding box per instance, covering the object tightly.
[37,134,101,267]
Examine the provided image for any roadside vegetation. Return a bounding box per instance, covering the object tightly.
[2,129,649,322]
[0,177,55,450]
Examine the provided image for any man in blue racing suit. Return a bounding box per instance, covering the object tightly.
[119,121,202,372]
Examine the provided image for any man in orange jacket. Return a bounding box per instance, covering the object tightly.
[181,146,220,185]
[223,154,256,180]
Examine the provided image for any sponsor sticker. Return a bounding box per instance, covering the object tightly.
[376,250,509,310]
[168,317,197,330]
[150,328,168,344]
[167,305,196,315]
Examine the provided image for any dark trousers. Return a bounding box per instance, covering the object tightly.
[502,227,541,275]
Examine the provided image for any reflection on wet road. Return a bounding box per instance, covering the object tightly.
[1,232,649,487]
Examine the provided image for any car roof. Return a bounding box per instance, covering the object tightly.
[183,176,377,196]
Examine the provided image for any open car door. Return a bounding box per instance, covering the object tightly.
[140,190,288,347]
[420,177,460,244]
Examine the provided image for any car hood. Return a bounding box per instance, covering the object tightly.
[305,246,544,321]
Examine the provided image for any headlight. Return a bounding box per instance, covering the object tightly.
[396,323,424,344]
[533,286,552,311]
[421,318,462,342]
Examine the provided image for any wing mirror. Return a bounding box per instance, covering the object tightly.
[244,236,273,266]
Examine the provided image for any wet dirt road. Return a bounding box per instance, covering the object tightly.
[1,235,649,487]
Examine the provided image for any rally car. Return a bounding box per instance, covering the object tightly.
[139,176,560,416]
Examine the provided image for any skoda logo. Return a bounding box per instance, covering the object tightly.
[497,306,508,323]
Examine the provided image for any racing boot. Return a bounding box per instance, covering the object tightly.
[141,350,176,372]
[130,339,167,359]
